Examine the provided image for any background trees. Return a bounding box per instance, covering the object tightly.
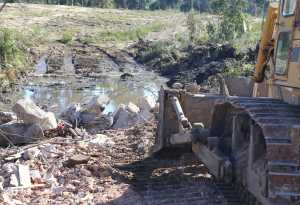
[0,0,265,15]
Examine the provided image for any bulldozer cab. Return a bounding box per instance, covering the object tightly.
[254,0,300,104]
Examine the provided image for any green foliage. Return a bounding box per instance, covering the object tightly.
[59,31,73,44]
[203,0,250,43]
[187,12,196,43]
[223,63,253,77]
[137,40,181,71]
[99,0,115,8]
[0,28,26,70]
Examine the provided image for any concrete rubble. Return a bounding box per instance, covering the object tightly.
[13,99,57,130]
[0,118,156,204]
[0,95,159,204]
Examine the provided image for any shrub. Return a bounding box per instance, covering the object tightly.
[0,28,26,70]
[59,31,73,44]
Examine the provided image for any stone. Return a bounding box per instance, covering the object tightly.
[82,113,114,134]
[0,112,17,125]
[52,186,64,196]
[22,147,41,160]
[42,112,57,130]
[30,170,42,184]
[64,154,90,167]
[12,99,57,130]
[126,102,140,113]
[88,134,115,148]
[138,96,156,111]
[139,110,153,122]
[82,95,110,114]
[2,163,17,174]
[0,176,4,191]
[172,82,183,89]
[113,105,140,129]
[61,103,81,125]
[18,164,31,187]
[9,174,19,187]
[0,122,44,145]
[39,144,58,158]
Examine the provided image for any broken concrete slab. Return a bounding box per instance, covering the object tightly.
[9,174,19,187]
[138,96,156,111]
[0,122,44,145]
[12,99,57,130]
[82,113,114,134]
[82,95,110,115]
[18,164,31,187]
[113,104,140,129]
[127,102,140,113]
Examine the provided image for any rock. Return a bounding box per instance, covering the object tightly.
[39,144,58,158]
[2,163,17,174]
[30,170,42,184]
[64,154,90,167]
[61,103,81,125]
[22,147,41,160]
[42,112,57,130]
[138,96,156,111]
[52,186,64,196]
[0,122,44,145]
[9,174,19,187]
[0,112,17,125]
[139,110,153,122]
[0,176,4,191]
[82,95,110,115]
[172,82,183,89]
[12,99,57,130]
[18,164,31,187]
[126,102,140,113]
[113,104,140,129]
[88,134,115,148]
[81,112,114,134]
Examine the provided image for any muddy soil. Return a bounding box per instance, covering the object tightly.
[133,40,257,87]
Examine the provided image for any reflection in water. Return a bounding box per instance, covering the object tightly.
[9,73,166,115]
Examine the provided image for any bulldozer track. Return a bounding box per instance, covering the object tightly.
[221,97,300,202]
[114,152,247,205]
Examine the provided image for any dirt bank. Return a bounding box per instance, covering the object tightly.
[132,40,257,87]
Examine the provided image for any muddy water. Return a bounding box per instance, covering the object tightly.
[1,53,167,115]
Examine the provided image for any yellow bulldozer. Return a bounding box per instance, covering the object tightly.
[154,0,300,204]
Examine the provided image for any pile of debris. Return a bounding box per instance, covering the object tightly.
[0,95,157,204]
[0,95,157,144]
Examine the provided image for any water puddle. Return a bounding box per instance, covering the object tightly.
[1,71,166,115]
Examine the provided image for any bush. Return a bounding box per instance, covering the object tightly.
[0,28,26,70]
[59,31,73,44]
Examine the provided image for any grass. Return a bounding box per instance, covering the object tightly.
[97,22,168,42]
